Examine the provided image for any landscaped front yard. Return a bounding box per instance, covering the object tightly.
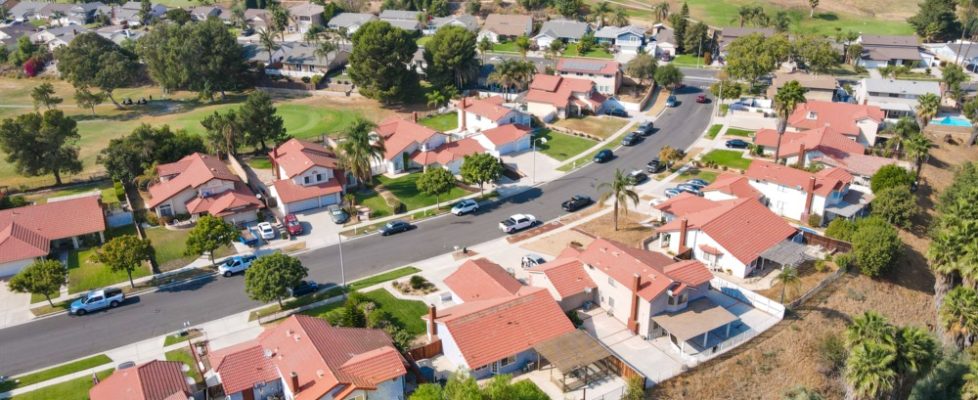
[535,129,598,162]
[491,41,521,53]
[377,173,470,211]
[352,187,394,218]
[672,54,705,66]
[301,288,428,335]
[701,150,753,170]
[66,226,150,294]
[553,116,630,139]
[11,370,113,400]
[0,354,111,393]
[143,226,235,271]
[562,43,614,59]
[165,348,203,382]
[418,113,458,132]
[21,181,120,206]
[724,128,754,137]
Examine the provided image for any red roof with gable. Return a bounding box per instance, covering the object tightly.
[375,117,443,161]
[787,100,884,136]
[479,124,531,146]
[745,160,852,197]
[701,173,762,199]
[461,96,514,121]
[270,138,340,178]
[654,192,718,216]
[526,74,598,109]
[445,258,524,301]
[753,126,865,157]
[534,257,595,299]
[89,360,191,400]
[0,196,105,264]
[411,137,485,166]
[577,238,711,301]
[148,153,241,208]
[814,150,908,177]
[185,184,263,217]
[271,177,345,204]
[656,198,797,264]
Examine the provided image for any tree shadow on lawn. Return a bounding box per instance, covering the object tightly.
[71,94,250,122]
[814,12,839,21]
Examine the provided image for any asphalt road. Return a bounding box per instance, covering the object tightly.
[0,74,716,376]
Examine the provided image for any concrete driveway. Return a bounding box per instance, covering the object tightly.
[502,150,563,185]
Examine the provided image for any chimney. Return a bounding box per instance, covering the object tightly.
[796,143,806,168]
[460,97,468,131]
[290,372,300,394]
[426,304,437,342]
[627,273,641,334]
[677,217,689,253]
[802,176,816,221]
[412,111,418,123]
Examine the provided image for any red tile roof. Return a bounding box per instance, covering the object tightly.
[338,346,406,388]
[185,183,263,217]
[787,100,883,137]
[272,176,344,204]
[0,196,105,263]
[479,124,531,146]
[444,258,523,302]
[270,138,340,178]
[753,126,865,157]
[411,137,485,166]
[461,96,513,121]
[577,238,710,301]
[745,160,852,197]
[148,153,241,208]
[701,173,762,199]
[89,360,191,400]
[375,117,442,161]
[529,74,562,91]
[526,74,598,109]
[656,198,797,264]
[654,192,718,216]
[534,258,595,299]
[556,58,620,75]
[814,151,908,177]
[212,343,279,395]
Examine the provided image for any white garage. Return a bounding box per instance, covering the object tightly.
[0,258,33,278]
[270,180,343,216]
[473,125,533,157]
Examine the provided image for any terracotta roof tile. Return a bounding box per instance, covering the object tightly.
[375,118,442,161]
[185,184,263,217]
[444,258,523,301]
[272,177,344,204]
[411,137,485,166]
[270,138,340,178]
[787,100,883,137]
[654,192,718,216]
[0,196,105,263]
[745,160,851,197]
[526,75,597,109]
[701,173,762,199]
[90,360,191,400]
[214,343,279,395]
[577,238,708,301]
[753,126,865,157]
[148,153,241,208]
[461,96,513,121]
[534,258,595,298]
[479,124,531,146]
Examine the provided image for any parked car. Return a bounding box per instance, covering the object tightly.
[256,222,276,240]
[521,254,546,269]
[239,228,259,247]
[686,178,709,188]
[676,184,702,195]
[725,139,750,149]
[562,195,593,212]
[637,121,654,135]
[627,170,648,185]
[646,159,664,173]
[499,214,538,233]
[608,108,628,117]
[593,149,613,163]
[664,188,681,198]
[241,27,255,36]
[451,199,479,215]
[660,54,673,62]
[665,95,678,107]
[328,205,349,224]
[219,254,257,277]
[380,220,413,236]
[621,133,641,146]
[284,214,303,236]
[696,94,709,103]
[289,280,319,297]
[70,288,125,315]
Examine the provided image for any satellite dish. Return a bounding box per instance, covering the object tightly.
[181,364,190,373]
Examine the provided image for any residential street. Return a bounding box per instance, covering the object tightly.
[0,74,716,376]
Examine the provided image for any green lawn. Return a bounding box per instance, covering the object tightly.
[67,225,151,294]
[0,355,111,393]
[701,150,753,170]
[11,370,113,400]
[416,36,433,47]
[682,0,913,36]
[678,169,719,183]
[377,174,469,211]
[247,156,273,169]
[491,41,521,53]
[360,289,429,335]
[563,43,614,59]
[22,182,119,205]
[673,54,705,66]
[165,349,202,383]
[552,116,630,139]
[418,113,458,132]
[535,129,598,162]
[725,128,754,137]
[349,266,421,291]
[301,299,345,319]
[352,188,393,218]
[558,134,626,172]
[706,124,723,139]
[144,226,235,271]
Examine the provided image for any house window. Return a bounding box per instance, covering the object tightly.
[315,173,323,182]
[667,293,688,306]
[304,176,310,184]
[608,297,615,307]
[608,276,615,287]
[807,111,817,119]
[159,204,173,217]
[499,355,517,367]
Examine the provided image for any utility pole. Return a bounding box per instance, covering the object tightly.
[337,233,346,287]
[183,321,204,384]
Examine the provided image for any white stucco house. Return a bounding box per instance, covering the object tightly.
[0,196,106,277]
[457,96,531,133]
[146,153,263,225]
[268,139,347,216]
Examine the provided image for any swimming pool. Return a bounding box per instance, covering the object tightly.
[931,116,972,127]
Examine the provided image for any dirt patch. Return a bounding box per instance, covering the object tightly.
[575,211,652,248]
[755,263,837,304]
[506,221,564,243]
[521,229,597,257]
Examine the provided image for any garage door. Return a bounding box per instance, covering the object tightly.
[286,198,321,213]
[319,194,340,206]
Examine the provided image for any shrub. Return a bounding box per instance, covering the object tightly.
[807,213,822,228]
[301,76,311,83]
[825,218,856,241]
[310,75,322,87]
[113,181,126,202]
[871,164,914,193]
[159,215,174,225]
[834,252,853,270]
[386,197,404,214]
[872,186,918,229]
[367,309,394,329]
[815,332,846,375]
[0,195,28,210]
[566,310,583,328]
[851,216,901,277]
[23,57,42,77]
[409,275,429,290]
[814,259,829,272]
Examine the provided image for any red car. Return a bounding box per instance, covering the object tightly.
[284,214,303,236]
[696,95,709,103]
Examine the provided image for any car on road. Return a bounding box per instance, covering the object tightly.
[499,214,538,233]
[562,195,593,212]
[380,220,413,236]
[593,149,613,163]
[627,170,649,185]
[725,139,750,149]
[621,133,641,146]
[289,280,319,297]
[256,222,276,240]
[451,199,479,215]
[686,178,709,188]
[664,188,682,198]
[666,95,678,107]
[696,94,710,103]
[608,108,628,118]
[328,205,349,224]
[646,159,664,173]
[219,254,257,277]
[70,288,125,315]
[284,214,303,236]
[637,121,654,135]
[521,254,546,269]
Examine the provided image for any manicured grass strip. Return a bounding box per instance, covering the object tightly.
[535,129,598,162]
[557,134,626,172]
[163,329,202,347]
[300,300,344,319]
[12,370,113,400]
[165,349,202,383]
[563,43,614,59]
[250,286,347,321]
[491,41,520,53]
[349,266,420,291]
[418,113,458,131]
[678,169,719,183]
[672,54,704,66]
[706,124,723,139]
[67,226,150,294]
[144,227,234,272]
[2,355,112,393]
[377,174,469,211]
[724,128,754,137]
[247,157,273,169]
[360,289,429,335]
[353,188,393,218]
[701,150,753,170]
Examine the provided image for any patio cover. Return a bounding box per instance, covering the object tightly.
[651,298,738,342]
[824,190,873,218]
[760,240,809,267]
[533,330,612,373]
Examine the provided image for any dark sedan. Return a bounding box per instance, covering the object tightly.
[593,149,613,163]
[290,280,319,297]
[562,195,593,212]
[646,158,664,173]
[621,133,641,146]
[379,220,414,236]
[637,121,654,135]
[725,139,750,149]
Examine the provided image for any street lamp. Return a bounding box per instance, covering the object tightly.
[337,233,346,287]
[532,136,548,184]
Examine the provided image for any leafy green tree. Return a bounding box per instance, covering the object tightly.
[0,110,82,185]
[851,216,902,277]
[515,35,531,59]
[599,169,639,231]
[622,376,646,400]
[185,215,239,265]
[466,0,481,14]
[669,13,688,54]
[416,167,457,209]
[460,153,501,196]
[340,299,367,327]
[443,371,481,399]
[554,0,582,17]
[31,83,62,110]
[653,63,683,90]
[90,235,153,288]
[908,0,961,42]
[201,109,242,157]
[724,33,778,90]
[825,217,856,241]
[683,22,709,57]
[871,164,915,193]
[55,32,137,108]
[793,35,840,74]
[873,186,919,229]
[773,80,807,162]
[943,63,968,102]
[577,32,597,55]
[166,8,191,25]
[238,91,287,152]
[10,36,42,67]
[424,26,479,90]
[908,353,969,400]
[245,253,307,307]
[410,383,444,400]
[137,20,245,98]
[349,21,419,103]
[98,124,206,184]
[626,52,657,93]
[74,88,106,115]
[8,259,67,307]
[488,59,536,92]
[337,118,383,189]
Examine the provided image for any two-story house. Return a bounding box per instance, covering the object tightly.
[371,116,450,174]
[786,100,884,146]
[456,96,531,133]
[650,24,677,58]
[146,153,263,224]
[477,14,533,44]
[555,58,621,95]
[856,34,921,68]
[0,196,106,277]
[425,259,575,379]
[471,124,533,157]
[854,78,941,120]
[752,126,866,165]
[745,160,869,223]
[209,315,408,400]
[269,139,347,215]
[288,3,324,34]
[654,194,798,278]
[89,360,193,400]
[525,74,607,122]
[327,13,376,35]
[533,19,590,49]
[593,25,646,54]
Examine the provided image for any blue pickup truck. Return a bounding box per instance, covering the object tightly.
[70,288,125,315]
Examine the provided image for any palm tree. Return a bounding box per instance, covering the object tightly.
[845,342,897,400]
[846,311,896,349]
[736,5,754,27]
[488,59,535,96]
[883,116,919,158]
[515,35,531,60]
[258,29,280,66]
[775,266,800,304]
[477,36,493,64]
[269,3,290,41]
[202,110,241,158]
[915,92,941,129]
[545,40,566,69]
[611,6,629,27]
[939,286,978,349]
[597,169,639,231]
[904,133,932,181]
[594,1,610,26]
[893,326,938,395]
[314,35,339,69]
[930,218,978,333]
[963,360,978,400]
[653,2,669,22]
[773,80,808,163]
[337,118,384,189]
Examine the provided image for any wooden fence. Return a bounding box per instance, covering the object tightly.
[407,340,443,360]
[606,354,646,386]
[802,230,852,253]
